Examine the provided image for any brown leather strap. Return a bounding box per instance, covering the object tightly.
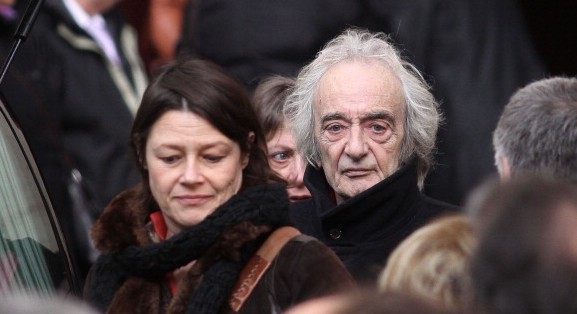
[229,226,301,312]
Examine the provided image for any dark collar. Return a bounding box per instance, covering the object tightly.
[304,157,422,242]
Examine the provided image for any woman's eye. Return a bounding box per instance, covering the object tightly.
[272,152,290,162]
[160,156,180,164]
[204,155,224,163]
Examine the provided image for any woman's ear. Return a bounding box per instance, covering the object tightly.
[248,132,255,144]
[138,150,148,170]
[242,132,255,169]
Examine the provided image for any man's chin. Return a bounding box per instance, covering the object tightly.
[335,182,377,202]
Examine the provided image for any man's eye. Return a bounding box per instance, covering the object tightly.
[371,124,387,132]
[327,124,343,133]
[366,123,394,143]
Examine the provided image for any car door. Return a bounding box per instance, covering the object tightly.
[0,94,82,297]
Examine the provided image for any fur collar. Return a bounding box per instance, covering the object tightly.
[91,185,152,254]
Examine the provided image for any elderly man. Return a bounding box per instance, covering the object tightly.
[492,76,577,182]
[284,29,458,282]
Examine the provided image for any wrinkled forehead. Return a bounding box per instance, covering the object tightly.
[314,60,405,118]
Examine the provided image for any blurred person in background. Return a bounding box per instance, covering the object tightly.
[467,176,577,314]
[286,289,458,314]
[0,293,98,314]
[492,76,577,182]
[119,0,187,74]
[1,0,148,282]
[379,214,476,312]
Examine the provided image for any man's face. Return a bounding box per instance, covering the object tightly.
[79,0,121,15]
[0,0,15,7]
[314,60,405,204]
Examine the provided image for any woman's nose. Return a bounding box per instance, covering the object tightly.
[180,160,204,184]
[287,154,307,187]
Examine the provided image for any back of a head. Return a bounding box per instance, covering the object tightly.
[468,175,577,314]
[492,76,577,182]
[0,293,98,314]
[378,214,475,310]
[286,290,457,314]
[338,291,458,314]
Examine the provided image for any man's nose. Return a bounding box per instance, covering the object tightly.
[344,125,368,160]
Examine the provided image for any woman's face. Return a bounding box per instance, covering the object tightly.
[145,110,248,237]
[266,124,312,202]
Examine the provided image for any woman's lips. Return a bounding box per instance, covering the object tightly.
[175,195,212,206]
[289,195,312,202]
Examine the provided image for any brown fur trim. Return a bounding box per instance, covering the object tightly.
[107,277,163,313]
[91,185,152,253]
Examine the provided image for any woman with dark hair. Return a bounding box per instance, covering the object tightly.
[83,58,355,313]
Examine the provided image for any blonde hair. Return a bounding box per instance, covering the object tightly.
[378,214,475,310]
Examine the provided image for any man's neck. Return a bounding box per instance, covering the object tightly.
[70,0,94,15]
[68,0,114,16]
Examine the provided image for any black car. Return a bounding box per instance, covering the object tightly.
[0,93,83,297]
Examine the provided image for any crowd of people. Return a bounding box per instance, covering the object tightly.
[1,0,577,313]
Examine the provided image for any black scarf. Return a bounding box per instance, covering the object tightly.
[86,183,291,313]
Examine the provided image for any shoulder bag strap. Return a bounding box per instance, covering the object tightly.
[228,226,302,313]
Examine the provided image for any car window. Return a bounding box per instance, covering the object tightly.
[0,97,77,296]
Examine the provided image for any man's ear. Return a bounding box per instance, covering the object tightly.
[498,155,512,179]
[242,132,255,169]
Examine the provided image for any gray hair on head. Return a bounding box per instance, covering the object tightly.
[283,28,441,190]
[493,76,577,182]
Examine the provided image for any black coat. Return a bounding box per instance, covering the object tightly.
[5,0,147,212]
[291,158,460,283]
[1,0,148,279]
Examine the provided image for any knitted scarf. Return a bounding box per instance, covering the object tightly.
[85,183,291,314]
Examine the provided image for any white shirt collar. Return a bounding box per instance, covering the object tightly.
[62,0,106,30]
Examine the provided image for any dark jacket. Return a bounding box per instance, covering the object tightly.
[179,0,361,90]
[291,158,460,283]
[2,0,148,279]
[11,0,147,211]
[84,184,355,313]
